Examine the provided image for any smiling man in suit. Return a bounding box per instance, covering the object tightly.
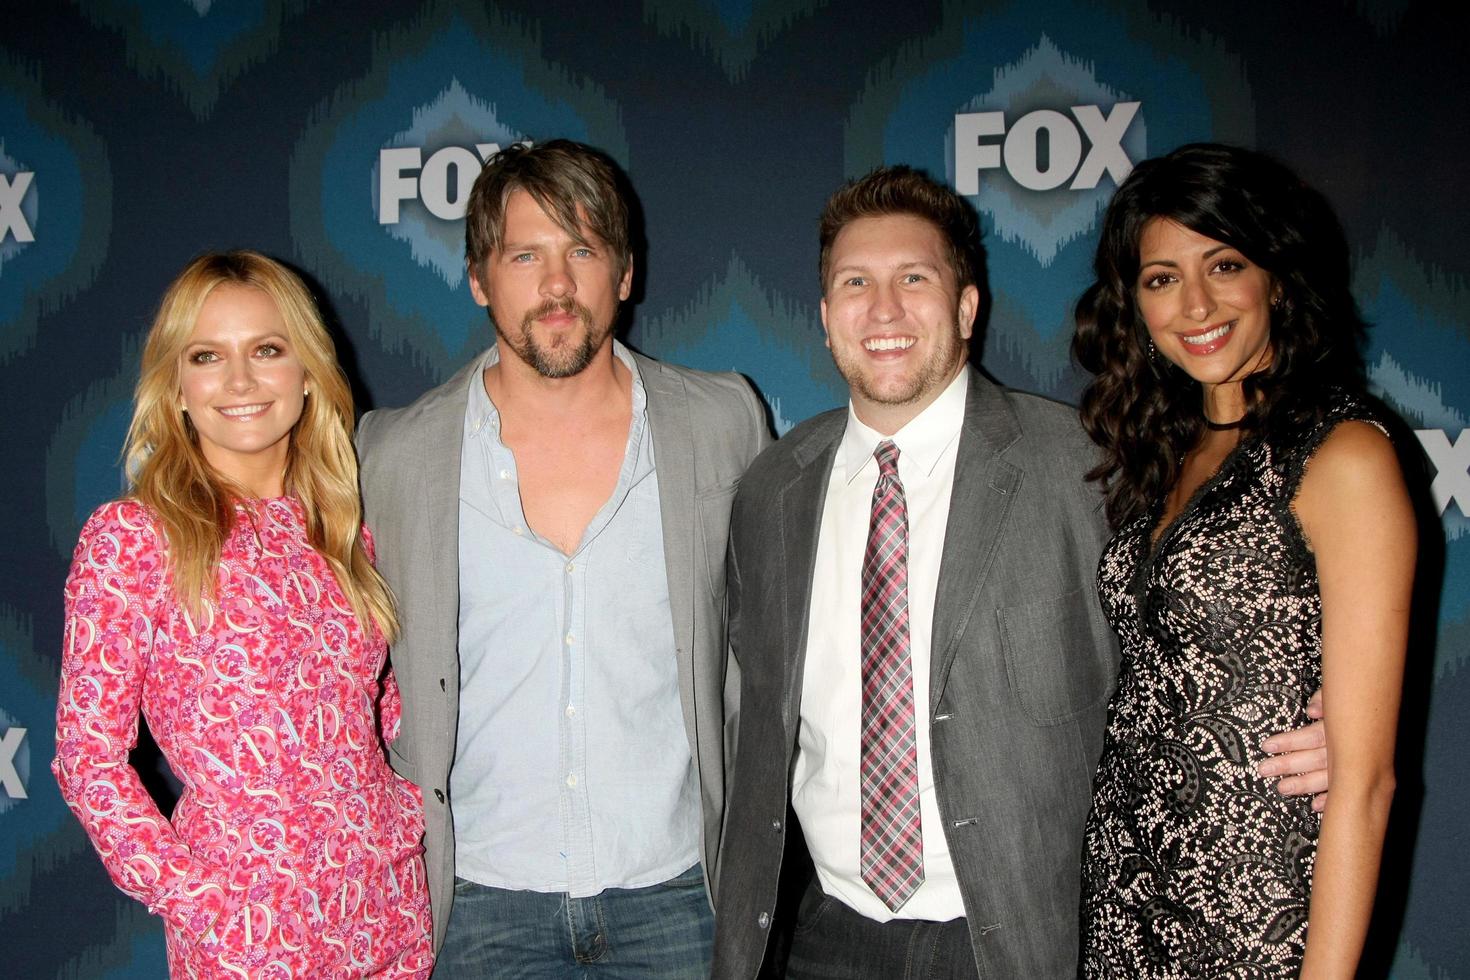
[357,140,768,978]
[711,166,1329,979]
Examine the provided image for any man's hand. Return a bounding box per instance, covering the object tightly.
[1257,690,1328,812]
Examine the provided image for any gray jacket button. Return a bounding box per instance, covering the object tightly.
[434,788,445,803]
[757,912,770,929]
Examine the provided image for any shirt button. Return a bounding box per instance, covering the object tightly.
[757,912,770,929]
[565,561,575,574]
[566,773,578,788]
[566,705,576,718]
[513,527,524,536]
[499,469,510,480]
[565,632,574,645]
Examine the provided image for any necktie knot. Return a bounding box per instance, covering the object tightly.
[874,439,901,480]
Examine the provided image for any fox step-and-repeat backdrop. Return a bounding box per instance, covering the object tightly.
[3,2,1465,976]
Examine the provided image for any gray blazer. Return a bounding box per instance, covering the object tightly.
[712,369,1119,978]
[357,348,770,950]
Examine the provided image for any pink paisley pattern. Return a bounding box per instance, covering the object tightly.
[53,497,433,979]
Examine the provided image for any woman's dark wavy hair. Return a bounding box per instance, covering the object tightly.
[1072,142,1367,529]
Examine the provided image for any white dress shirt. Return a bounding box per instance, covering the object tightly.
[792,366,969,921]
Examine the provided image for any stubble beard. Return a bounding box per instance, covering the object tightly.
[834,324,967,408]
[500,298,611,379]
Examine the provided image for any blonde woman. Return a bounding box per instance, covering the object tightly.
[53,252,433,977]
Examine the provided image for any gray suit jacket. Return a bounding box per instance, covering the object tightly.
[712,369,1119,978]
[357,348,770,950]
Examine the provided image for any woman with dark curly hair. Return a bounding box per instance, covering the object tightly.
[1072,144,1413,978]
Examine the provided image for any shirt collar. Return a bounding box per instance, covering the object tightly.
[465,339,647,437]
[839,366,968,485]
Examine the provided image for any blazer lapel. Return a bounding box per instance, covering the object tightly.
[641,355,697,663]
[419,358,478,660]
[930,370,1022,703]
[777,420,843,730]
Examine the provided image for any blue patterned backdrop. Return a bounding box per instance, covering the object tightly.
[2,1,1466,975]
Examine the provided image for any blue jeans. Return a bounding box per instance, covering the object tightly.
[434,864,714,979]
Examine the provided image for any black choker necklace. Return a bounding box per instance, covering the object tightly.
[1203,416,1245,431]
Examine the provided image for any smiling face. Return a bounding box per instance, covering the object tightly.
[468,188,632,379]
[820,213,978,434]
[178,283,306,495]
[1136,217,1278,418]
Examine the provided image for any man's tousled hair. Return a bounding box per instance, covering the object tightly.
[818,165,980,292]
[464,139,631,282]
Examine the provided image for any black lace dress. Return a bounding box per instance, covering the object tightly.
[1079,395,1383,978]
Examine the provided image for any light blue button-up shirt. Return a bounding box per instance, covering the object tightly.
[450,342,698,897]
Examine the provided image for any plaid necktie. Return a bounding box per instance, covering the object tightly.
[859,439,923,911]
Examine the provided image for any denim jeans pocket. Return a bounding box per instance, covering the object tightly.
[791,881,833,936]
[664,863,705,890]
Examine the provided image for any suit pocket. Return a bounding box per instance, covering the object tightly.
[696,480,739,603]
[999,589,1115,725]
[387,736,423,786]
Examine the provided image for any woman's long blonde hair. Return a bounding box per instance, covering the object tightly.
[124,251,398,641]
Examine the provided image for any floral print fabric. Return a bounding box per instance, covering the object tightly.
[54,497,432,978]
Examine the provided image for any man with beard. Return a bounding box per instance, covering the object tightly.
[358,140,769,977]
[711,166,1331,978]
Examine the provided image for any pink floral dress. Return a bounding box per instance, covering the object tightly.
[53,497,433,979]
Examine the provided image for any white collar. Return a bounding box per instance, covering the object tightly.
[838,367,968,485]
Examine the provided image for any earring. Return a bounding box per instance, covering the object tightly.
[303,386,310,397]
[1146,339,1159,362]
